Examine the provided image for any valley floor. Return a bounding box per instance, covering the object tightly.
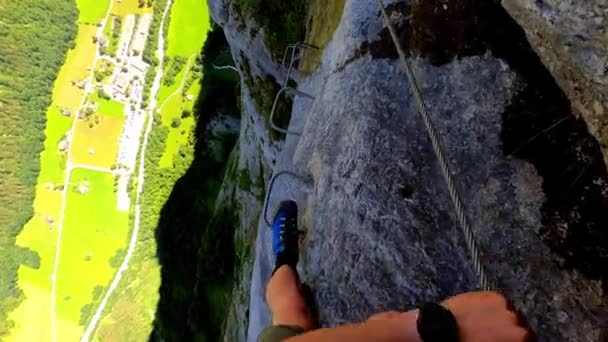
[3,0,206,340]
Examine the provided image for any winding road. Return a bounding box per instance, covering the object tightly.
[80,1,173,340]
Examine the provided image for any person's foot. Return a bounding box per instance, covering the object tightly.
[272,200,299,269]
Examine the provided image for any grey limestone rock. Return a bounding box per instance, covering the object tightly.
[502,0,608,165]
[207,0,608,341]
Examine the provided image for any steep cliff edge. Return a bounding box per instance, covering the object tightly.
[502,0,608,166]
[203,0,607,341]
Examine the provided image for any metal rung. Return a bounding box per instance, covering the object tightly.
[270,87,314,136]
[281,42,319,67]
[263,170,313,226]
[269,42,319,136]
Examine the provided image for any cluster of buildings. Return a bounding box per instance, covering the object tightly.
[95,13,154,211]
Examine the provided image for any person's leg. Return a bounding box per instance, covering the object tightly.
[266,265,315,331]
[259,201,315,342]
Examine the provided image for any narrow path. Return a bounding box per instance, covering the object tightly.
[212,64,238,72]
[70,164,127,175]
[80,1,174,340]
[50,2,115,341]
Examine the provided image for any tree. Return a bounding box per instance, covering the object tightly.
[84,106,95,117]
[171,117,182,128]
[79,304,93,326]
[109,248,125,268]
[94,70,105,82]
[181,108,192,118]
[92,285,104,300]
[98,88,111,100]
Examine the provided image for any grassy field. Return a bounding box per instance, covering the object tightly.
[72,115,124,168]
[158,81,197,168]
[156,0,210,168]
[166,0,211,57]
[111,0,153,17]
[93,258,160,341]
[8,283,54,342]
[90,91,126,118]
[7,0,114,340]
[157,61,188,105]
[155,56,194,167]
[53,25,98,112]
[55,168,129,341]
[103,15,121,57]
[8,174,65,341]
[76,0,111,24]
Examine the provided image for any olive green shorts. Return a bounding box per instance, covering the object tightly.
[258,325,305,342]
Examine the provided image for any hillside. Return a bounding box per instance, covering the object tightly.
[0,0,78,335]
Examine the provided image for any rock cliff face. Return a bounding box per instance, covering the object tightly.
[207,0,607,341]
[502,0,608,165]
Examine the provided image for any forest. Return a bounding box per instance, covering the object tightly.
[0,0,78,335]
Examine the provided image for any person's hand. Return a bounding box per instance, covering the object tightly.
[287,292,534,342]
[441,291,535,342]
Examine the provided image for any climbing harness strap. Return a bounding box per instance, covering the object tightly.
[375,0,491,291]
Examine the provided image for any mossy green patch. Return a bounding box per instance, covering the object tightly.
[233,0,307,60]
[243,69,291,142]
[301,0,346,73]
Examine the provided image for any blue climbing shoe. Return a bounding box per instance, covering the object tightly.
[271,200,299,257]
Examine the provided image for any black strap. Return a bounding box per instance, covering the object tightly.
[416,303,460,342]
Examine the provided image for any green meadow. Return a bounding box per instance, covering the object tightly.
[166,0,211,57]
[76,0,110,24]
[157,0,211,166]
[55,168,129,341]
[7,0,127,340]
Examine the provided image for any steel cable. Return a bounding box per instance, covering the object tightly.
[375,0,492,290]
